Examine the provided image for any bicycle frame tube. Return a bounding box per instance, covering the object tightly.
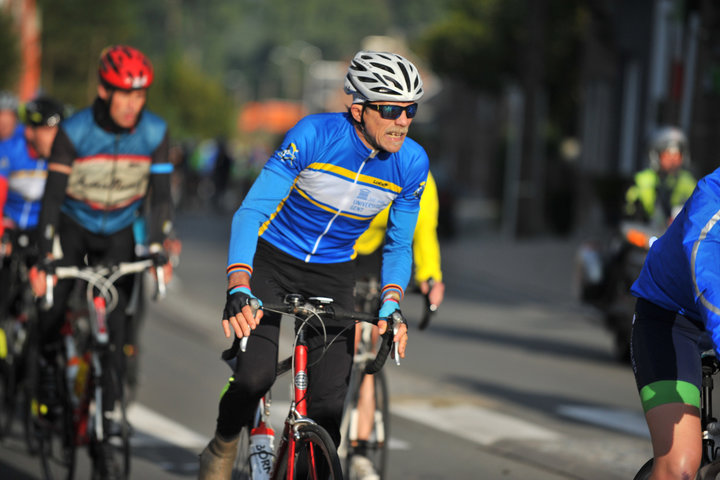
[91,295,107,442]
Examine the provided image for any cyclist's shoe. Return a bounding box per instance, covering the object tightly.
[198,432,239,479]
[350,454,380,480]
[92,440,121,480]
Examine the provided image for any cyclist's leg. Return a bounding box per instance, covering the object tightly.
[36,218,86,411]
[200,245,284,478]
[632,298,704,479]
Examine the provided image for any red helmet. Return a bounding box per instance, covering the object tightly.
[98,45,154,90]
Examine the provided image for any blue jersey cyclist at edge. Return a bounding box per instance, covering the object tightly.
[199,50,427,478]
[631,166,720,479]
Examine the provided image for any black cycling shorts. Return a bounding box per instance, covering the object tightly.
[631,297,711,412]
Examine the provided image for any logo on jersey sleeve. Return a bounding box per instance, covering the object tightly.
[412,181,426,198]
[277,143,300,167]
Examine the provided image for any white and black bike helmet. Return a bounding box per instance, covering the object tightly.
[0,90,19,113]
[344,51,424,104]
[648,126,690,171]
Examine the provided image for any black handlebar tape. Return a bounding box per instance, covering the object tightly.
[363,328,393,375]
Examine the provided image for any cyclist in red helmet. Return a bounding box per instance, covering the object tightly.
[30,44,174,479]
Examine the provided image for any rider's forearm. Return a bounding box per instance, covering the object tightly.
[148,132,174,245]
[227,271,251,290]
[380,207,419,301]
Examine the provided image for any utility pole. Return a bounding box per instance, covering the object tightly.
[515,0,547,237]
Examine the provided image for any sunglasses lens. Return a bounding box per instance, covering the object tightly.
[369,103,418,119]
[379,105,402,119]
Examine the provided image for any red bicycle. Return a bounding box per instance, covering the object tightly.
[35,258,165,480]
[225,293,403,480]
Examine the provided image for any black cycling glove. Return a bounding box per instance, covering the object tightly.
[223,286,262,320]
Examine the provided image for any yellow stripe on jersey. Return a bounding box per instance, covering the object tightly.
[306,162,403,194]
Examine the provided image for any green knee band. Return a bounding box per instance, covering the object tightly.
[640,380,700,413]
[219,376,234,401]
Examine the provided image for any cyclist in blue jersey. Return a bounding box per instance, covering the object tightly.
[0,91,23,245]
[29,45,174,479]
[199,51,426,478]
[630,166,720,480]
[0,96,65,323]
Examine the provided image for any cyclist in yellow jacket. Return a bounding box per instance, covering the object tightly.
[355,170,444,305]
[624,126,697,226]
[349,170,445,480]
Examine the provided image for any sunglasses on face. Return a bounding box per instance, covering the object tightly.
[364,103,418,120]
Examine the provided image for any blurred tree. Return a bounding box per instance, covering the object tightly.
[418,0,587,136]
[148,53,235,139]
[37,0,138,107]
[0,9,21,91]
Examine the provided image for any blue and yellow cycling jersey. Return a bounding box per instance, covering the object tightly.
[3,141,47,230]
[630,167,720,352]
[227,112,429,298]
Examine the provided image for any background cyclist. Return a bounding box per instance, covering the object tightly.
[349,168,445,480]
[624,126,696,227]
[0,91,23,248]
[199,50,425,479]
[29,45,174,479]
[0,96,65,323]
[630,163,720,479]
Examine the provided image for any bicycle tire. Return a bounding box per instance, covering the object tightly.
[21,333,41,455]
[274,423,343,480]
[340,367,390,479]
[91,360,132,479]
[698,460,720,479]
[0,317,17,438]
[37,360,77,480]
[632,458,652,480]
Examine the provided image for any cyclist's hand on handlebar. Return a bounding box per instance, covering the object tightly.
[29,257,55,297]
[149,243,173,284]
[420,279,445,309]
[222,285,264,339]
[378,298,409,359]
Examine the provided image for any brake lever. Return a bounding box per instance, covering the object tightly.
[240,297,262,353]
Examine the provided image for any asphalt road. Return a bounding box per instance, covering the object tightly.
[0,210,656,479]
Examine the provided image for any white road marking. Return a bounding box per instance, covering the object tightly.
[127,403,210,448]
[557,405,650,438]
[391,401,561,446]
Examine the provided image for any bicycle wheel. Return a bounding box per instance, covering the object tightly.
[37,360,77,480]
[341,368,390,479]
[93,362,131,479]
[0,317,18,438]
[275,423,343,480]
[20,330,41,455]
[632,458,652,480]
[698,460,720,479]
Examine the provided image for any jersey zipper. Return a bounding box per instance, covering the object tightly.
[304,149,378,262]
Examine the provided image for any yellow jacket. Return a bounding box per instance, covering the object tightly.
[355,171,443,284]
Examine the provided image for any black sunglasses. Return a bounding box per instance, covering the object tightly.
[364,103,418,120]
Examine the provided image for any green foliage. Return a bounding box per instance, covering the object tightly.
[418,0,526,92]
[148,55,235,140]
[0,10,20,90]
[418,0,588,135]
[37,0,138,107]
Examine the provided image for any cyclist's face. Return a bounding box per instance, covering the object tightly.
[98,85,147,129]
[659,149,683,174]
[351,102,414,153]
[24,125,58,158]
[0,110,17,140]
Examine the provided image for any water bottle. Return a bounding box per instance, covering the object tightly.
[62,327,79,405]
[249,421,275,479]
